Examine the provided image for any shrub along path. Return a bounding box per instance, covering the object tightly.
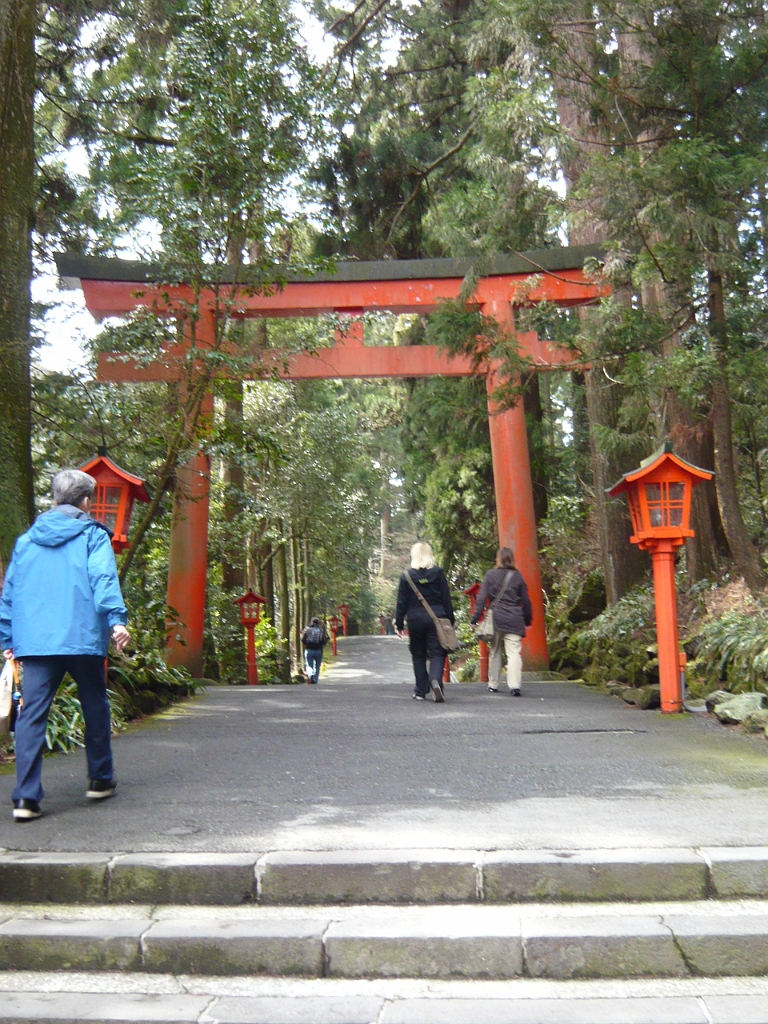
[2,635,768,853]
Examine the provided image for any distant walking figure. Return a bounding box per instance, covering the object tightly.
[396,542,454,703]
[471,547,532,696]
[301,616,328,685]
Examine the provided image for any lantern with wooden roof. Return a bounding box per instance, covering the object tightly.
[79,451,150,554]
[608,444,713,713]
[234,589,267,685]
[609,444,713,550]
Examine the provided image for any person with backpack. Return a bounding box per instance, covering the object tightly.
[395,541,454,703]
[470,546,532,696]
[301,616,328,685]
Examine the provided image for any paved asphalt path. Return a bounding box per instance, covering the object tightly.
[2,635,768,852]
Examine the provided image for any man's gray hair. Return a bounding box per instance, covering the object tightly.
[52,469,96,508]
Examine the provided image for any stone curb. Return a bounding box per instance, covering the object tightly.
[2,905,768,980]
[2,847,768,906]
[5,991,768,1023]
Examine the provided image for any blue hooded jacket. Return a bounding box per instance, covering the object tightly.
[0,508,128,657]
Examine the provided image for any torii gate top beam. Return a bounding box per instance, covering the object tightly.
[55,246,606,383]
[55,245,607,319]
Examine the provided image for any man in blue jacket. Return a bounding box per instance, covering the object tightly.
[0,469,130,822]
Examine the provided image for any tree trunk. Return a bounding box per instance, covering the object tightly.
[641,278,724,581]
[379,505,390,577]
[262,538,275,624]
[584,365,648,602]
[220,381,245,679]
[221,381,245,591]
[0,0,35,568]
[522,371,548,526]
[302,536,311,621]
[275,520,291,683]
[290,532,302,661]
[570,371,591,488]
[551,10,647,601]
[708,267,764,591]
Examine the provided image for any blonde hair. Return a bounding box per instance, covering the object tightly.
[410,541,435,570]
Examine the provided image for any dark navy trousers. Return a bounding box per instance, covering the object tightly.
[13,655,113,803]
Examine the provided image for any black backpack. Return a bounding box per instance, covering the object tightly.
[302,625,324,647]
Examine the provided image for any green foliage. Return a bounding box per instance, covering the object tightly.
[44,679,127,755]
[696,609,768,694]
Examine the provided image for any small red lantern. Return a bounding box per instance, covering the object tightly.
[338,603,350,636]
[463,581,489,683]
[234,589,267,685]
[79,452,150,553]
[609,444,713,712]
[328,614,341,656]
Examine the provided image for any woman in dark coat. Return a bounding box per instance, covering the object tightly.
[395,541,454,703]
[470,547,532,695]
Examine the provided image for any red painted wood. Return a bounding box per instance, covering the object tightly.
[484,300,549,672]
[80,269,606,320]
[165,316,214,679]
[97,334,581,384]
[650,541,683,713]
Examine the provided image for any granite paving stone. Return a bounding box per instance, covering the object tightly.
[522,915,687,979]
[142,918,328,976]
[665,914,768,976]
[109,853,259,905]
[0,917,146,971]
[258,850,479,905]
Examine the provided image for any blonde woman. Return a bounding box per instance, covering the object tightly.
[471,547,532,695]
[395,541,454,702]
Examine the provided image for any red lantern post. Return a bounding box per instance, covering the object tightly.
[234,590,267,685]
[79,453,150,554]
[338,603,350,637]
[463,581,489,683]
[609,445,713,713]
[328,615,341,656]
[379,614,386,635]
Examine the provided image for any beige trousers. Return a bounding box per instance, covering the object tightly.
[488,632,523,691]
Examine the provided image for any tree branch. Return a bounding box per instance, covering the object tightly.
[384,120,477,250]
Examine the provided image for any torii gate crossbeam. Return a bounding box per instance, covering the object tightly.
[56,246,607,676]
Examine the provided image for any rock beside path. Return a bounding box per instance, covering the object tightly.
[714,692,765,724]
[741,709,768,734]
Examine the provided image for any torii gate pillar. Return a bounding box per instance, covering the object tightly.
[165,315,214,678]
[484,300,548,670]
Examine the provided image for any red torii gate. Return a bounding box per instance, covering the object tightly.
[56,246,606,675]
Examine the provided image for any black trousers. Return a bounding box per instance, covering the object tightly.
[407,619,445,696]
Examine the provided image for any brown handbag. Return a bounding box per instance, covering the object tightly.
[403,571,460,652]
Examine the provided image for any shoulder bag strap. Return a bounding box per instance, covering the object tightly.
[489,570,514,610]
[403,571,442,629]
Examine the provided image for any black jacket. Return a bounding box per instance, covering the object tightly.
[470,567,532,637]
[396,566,454,631]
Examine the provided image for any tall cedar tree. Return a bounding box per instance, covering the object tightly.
[0,0,35,567]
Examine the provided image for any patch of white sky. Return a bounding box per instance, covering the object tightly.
[36,2,346,374]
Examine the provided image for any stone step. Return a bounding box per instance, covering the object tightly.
[2,846,767,906]
[2,975,768,1023]
[3,900,768,980]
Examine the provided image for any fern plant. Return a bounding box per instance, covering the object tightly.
[696,610,768,693]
